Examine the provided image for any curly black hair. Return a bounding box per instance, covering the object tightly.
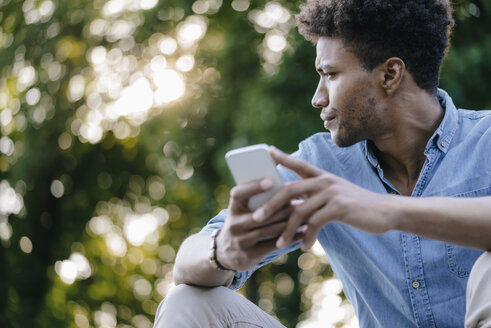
[297,0,454,94]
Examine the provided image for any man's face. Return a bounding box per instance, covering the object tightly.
[312,37,386,147]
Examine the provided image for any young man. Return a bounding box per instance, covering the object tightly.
[154,0,491,327]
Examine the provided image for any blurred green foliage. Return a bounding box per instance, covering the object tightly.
[0,0,489,327]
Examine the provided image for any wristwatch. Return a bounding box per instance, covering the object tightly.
[208,229,234,271]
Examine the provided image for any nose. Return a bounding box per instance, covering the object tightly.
[311,79,329,109]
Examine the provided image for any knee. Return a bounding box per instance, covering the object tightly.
[165,284,202,304]
[154,285,205,327]
[154,285,231,327]
[159,284,210,313]
[164,284,230,306]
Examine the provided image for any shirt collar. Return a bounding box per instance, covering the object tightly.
[430,88,458,154]
[363,88,459,165]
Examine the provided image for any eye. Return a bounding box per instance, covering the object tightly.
[326,72,337,79]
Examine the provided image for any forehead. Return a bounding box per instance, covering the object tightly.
[315,37,360,68]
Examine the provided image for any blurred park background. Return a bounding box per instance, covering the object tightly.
[0,0,490,327]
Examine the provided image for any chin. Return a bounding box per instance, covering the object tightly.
[331,132,360,148]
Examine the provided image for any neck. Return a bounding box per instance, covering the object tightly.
[373,89,444,194]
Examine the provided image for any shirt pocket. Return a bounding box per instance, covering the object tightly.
[446,244,482,277]
[446,185,491,277]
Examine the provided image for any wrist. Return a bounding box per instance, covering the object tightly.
[384,194,407,231]
[208,229,235,271]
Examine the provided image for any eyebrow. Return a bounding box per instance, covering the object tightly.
[316,64,335,73]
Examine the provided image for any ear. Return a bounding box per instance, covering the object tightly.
[379,57,405,96]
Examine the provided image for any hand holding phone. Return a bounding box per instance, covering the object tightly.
[225,144,284,211]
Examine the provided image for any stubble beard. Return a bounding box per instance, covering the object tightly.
[330,96,378,148]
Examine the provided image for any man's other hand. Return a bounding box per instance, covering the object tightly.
[253,146,396,251]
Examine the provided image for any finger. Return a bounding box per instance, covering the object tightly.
[232,204,293,233]
[253,203,294,227]
[230,178,274,213]
[276,191,327,248]
[269,146,323,178]
[300,205,335,251]
[228,202,293,243]
[248,224,306,259]
[243,219,289,246]
[273,226,307,250]
[253,177,325,222]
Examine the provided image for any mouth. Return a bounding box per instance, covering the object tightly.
[320,112,336,129]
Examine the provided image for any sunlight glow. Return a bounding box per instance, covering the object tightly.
[17,66,37,91]
[177,16,207,46]
[89,216,113,235]
[89,46,107,65]
[0,180,24,216]
[297,247,358,328]
[140,0,158,10]
[68,75,86,102]
[56,260,77,284]
[159,37,178,55]
[94,308,117,328]
[153,69,185,104]
[0,109,13,126]
[25,88,41,105]
[124,213,159,246]
[265,33,286,52]
[80,122,103,144]
[176,55,195,72]
[0,136,15,156]
[0,221,12,242]
[110,77,153,118]
[105,232,127,257]
[248,2,293,74]
[133,278,152,299]
[54,252,92,285]
[23,0,55,25]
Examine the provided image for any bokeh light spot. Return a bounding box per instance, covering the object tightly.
[19,236,33,253]
[50,179,64,198]
[176,55,195,72]
[158,37,177,55]
[153,69,185,104]
[231,0,250,12]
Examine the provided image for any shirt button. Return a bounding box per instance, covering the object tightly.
[389,190,398,195]
[412,280,420,289]
[440,141,446,148]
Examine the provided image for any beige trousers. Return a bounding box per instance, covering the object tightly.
[465,252,491,328]
[154,252,491,328]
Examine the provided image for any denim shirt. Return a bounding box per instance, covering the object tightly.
[200,90,491,327]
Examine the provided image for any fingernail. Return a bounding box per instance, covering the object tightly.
[276,236,285,248]
[252,208,264,221]
[296,225,308,234]
[260,179,273,190]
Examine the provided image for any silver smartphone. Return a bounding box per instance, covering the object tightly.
[225,144,284,211]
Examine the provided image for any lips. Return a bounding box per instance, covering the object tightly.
[320,111,336,129]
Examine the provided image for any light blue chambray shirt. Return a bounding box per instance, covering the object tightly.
[200,90,491,327]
